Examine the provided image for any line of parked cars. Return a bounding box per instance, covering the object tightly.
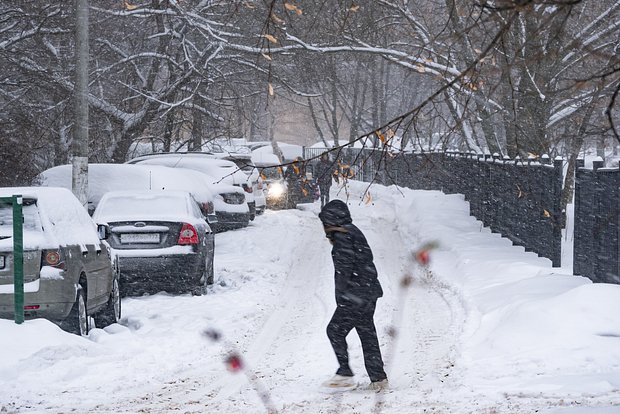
[0,149,319,336]
[126,152,266,221]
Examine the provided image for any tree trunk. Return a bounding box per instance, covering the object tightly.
[308,97,328,147]
[370,57,379,129]
[190,98,203,151]
[162,110,174,153]
[330,64,340,147]
[111,133,133,163]
[561,102,595,225]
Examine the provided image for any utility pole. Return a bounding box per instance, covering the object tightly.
[72,0,89,208]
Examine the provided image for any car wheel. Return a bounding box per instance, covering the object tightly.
[207,253,214,285]
[193,257,209,296]
[61,285,89,336]
[94,276,121,328]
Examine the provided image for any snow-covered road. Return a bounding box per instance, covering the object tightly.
[1,182,619,414]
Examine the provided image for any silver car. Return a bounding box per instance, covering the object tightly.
[0,187,120,335]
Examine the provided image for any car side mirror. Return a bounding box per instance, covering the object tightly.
[97,224,110,240]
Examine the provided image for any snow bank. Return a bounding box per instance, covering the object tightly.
[343,180,620,398]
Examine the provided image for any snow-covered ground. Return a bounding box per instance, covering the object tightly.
[1,181,619,413]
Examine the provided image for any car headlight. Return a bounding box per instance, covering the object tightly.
[268,182,285,199]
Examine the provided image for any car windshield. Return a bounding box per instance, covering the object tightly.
[259,167,282,180]
[227,159,253,174]
[239,164,254,174]
[0,199,43,238]
[99,194,188,218]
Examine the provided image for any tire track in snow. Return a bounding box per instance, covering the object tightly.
[211,211,333,404]
[86,210,331,414]
[369,212,465,401]
[274,205,467,413]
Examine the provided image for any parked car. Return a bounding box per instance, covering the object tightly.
[36,163,249,230]
[93,190,215,296]
[251,152,287,209]
[0,187,120,336]
[206,151,267,216]
[127,153,257,222]
[178,168,249,231]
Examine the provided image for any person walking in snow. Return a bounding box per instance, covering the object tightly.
[283,157,305,209]
[315,153,337,208]
[318,199,388,391]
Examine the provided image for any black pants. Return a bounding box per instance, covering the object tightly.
[319,184,330,207]
[326,301,387,382]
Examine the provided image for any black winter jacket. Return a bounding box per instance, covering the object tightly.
[319,200,383,308]
[315,159,335,188]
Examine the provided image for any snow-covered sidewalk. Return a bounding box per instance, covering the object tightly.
[0,181,619,413]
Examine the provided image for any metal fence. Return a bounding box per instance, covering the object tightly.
[574,160,620,284]
[390,151,563,267]
[305,148,563,267]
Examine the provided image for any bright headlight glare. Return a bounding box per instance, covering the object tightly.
[268,182,285,198]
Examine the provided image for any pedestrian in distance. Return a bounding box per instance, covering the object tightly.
[315,153,337,208]
[283,157,305,209]
[318,199,388,391]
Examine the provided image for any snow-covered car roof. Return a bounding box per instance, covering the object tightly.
[205,152,260,181]
[252,143,303,161]
[38,163,216,206]
[0,186,99,250]
[127,154,251,186]
[251,152,281,167]
[93,190,205,225]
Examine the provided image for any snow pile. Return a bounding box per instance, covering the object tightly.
[344,181,620,398]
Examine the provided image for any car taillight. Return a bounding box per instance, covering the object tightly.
[24,305,40,310]
[243,184,253,194]
[178,223,199,245]
[41,249,65,270]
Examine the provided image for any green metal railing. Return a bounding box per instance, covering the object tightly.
[0,195,24,324]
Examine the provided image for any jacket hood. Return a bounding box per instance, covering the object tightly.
[319,200,352,226]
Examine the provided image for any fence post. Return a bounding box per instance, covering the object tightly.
[592,159,604,171]
[0,195,24,324]
[13,195,24,324]
[552,158,563,266]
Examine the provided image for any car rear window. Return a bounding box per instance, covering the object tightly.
[99,194,189,217]
[0,199,44,237]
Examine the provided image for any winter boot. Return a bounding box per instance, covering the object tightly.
[367,379,389,391]
[321,374,357,390]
